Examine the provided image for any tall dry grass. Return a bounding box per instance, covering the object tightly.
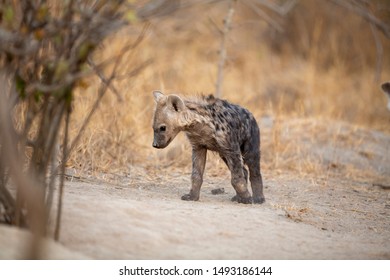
[67,0,390,178]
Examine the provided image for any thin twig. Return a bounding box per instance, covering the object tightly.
[216,0,236,98]
[243,0,284,32]
[46,139,59,220]
[64,26,149,164]
[66,60,122,164]
[54,106,70,241]
[252,0,297,16]
[331,0,390,38]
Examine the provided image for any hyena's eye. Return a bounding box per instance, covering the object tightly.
[159,125,166,132]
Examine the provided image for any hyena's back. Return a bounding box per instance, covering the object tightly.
[183,96,260,157]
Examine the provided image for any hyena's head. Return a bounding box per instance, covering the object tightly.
[152,91,187,149]
[381,82,390,111]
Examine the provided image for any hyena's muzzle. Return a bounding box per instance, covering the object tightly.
[152,129,172,149]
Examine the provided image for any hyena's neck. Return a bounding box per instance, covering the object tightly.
[183,116,217,149]
[182,110,210,131]
[181,100,213,134]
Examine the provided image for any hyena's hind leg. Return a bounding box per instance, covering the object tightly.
[381,82,390,111]
[244,151,265,204]
[220,152,252,204]
[241,133,265,204]
[220,155,248,183]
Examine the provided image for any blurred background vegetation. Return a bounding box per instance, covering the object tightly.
[69,0,390,175]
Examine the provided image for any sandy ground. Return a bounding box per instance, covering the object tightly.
[0,225,87,259]
[52,175,389,260]
[1,118,390,259]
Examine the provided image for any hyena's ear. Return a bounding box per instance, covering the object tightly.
[153,91,166,103]
[381,82,390,111]
[167,95,185,112]
[381,82,390,96]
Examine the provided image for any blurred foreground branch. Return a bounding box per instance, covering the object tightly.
[0,0,147,256]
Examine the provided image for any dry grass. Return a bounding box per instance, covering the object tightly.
[65,1,390,179]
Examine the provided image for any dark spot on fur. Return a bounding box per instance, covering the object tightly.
[222,100,230,108]
[207,105,215,113]
[228,120,235,128]
[206,94,216,104]
[240,108,250,119]
[216,123,220,131]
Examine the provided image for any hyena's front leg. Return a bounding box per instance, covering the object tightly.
[181,147,207,201]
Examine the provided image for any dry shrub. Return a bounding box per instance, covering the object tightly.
[0,0,146,248]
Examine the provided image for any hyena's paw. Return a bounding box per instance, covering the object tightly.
[253,196,265,204]
[231,195,253,204]
[181,194,199,201]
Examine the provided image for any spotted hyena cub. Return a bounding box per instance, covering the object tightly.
[152,91,265,204]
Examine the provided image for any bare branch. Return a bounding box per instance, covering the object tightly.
[216,0,236,98]
[242,0,284,32]
[87,23,150,102]
[54,107,70,241]
[331,0,390,38]
[252,0,297,16]
[0,28,39,55]
[137,0,181,19]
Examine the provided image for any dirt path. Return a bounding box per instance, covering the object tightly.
[51,168,389,259]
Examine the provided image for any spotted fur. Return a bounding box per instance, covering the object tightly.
[152,91,265,204]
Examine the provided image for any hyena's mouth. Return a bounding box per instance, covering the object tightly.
[153,137,172,149]
[162,137,172,148]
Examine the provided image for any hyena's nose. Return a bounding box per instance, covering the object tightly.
[152,141,159,148]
